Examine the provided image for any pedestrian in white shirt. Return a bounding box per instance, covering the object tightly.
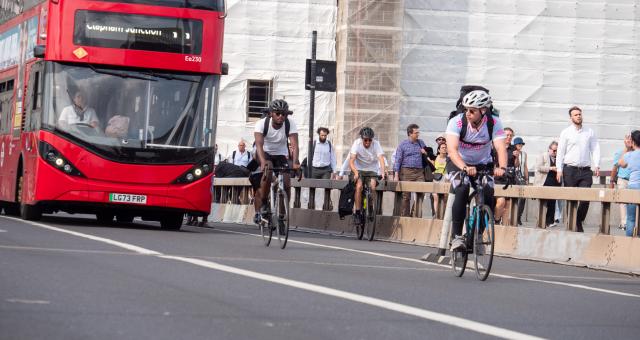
[229,139,251,167]
[310,127,336,179]
[556,106,601,232]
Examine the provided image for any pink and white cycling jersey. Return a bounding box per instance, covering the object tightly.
[445,113,506,165]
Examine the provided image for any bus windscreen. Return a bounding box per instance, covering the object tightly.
[74,11,203,54]
[94,0,224,11]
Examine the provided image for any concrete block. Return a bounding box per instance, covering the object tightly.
[208,203,227,223]
[605,236,640,274]
[512,228,591,263]
[494,225,518,255]
[579,234,615,268]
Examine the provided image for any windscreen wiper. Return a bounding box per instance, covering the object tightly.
[89,65,158,81]
[140,70,198,83]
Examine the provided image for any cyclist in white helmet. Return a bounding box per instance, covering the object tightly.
[445,90,508,251]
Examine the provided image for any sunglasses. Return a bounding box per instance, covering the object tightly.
[436,138,445,141]
[273,111,287,117]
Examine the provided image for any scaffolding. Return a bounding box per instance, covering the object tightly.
[335,0,404,162]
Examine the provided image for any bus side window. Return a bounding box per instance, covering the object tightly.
[25,63,44,132]
[0,79,15,135]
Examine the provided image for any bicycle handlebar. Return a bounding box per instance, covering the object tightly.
[460,168,517,190]
[262,165,303,181]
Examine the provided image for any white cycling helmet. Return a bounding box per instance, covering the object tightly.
[462,90,492,109]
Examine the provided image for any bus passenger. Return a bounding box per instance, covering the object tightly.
[58,90,100,130]
[105,114,131,138]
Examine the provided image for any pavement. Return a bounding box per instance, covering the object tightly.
[1,213,639,340]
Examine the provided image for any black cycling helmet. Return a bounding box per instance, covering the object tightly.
[359,127,375,139]
[269,99,292,114]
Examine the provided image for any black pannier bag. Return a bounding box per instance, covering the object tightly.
[338,181,356,219]
[214,161,250,178]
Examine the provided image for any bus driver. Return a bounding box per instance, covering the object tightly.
[58,90,100,130]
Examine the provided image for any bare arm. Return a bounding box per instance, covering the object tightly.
[254,131,266,170]
[493,139,508,167]
[349,153,358,179]
[618,157,628,168]
[289,133,300,168]
[610,164,619,189]
[378,155,387,180]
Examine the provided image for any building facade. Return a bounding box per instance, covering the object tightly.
[218,0,640,167]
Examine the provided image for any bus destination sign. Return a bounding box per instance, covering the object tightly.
[74,11,203,55]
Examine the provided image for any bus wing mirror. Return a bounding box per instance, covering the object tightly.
[34,45,45,58]
[221,63,229,75]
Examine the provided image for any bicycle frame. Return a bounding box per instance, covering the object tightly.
[259,166,300,249]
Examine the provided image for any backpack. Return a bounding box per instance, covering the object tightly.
[214,161,250,178]
[448,85,498,146]
[338,181,356,219]
[231,150,251,165]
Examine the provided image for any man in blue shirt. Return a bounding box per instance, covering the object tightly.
[393,124,429,216]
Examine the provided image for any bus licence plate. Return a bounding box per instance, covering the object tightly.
[109,193,147,205]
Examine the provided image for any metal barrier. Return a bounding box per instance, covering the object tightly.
[212,177,640,237]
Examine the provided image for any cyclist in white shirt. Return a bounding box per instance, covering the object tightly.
[254,99,300,224]
[349,127,387,225]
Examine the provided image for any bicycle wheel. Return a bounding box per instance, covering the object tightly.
[474,204,495,281]
[355,195,365,240]
[260,189,275,247]
[275,191,290,249]
[451,249,468,277]
[452,213,471,277]
[260,214,273,247]
[364,191,376,241]
[355,214,365,240]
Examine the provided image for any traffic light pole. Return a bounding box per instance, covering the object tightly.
[307,30,317,179]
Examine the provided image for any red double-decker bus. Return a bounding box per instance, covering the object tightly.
[0,0,226,230]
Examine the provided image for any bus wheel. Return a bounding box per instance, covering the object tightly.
[20,203,42,221]
[160,213,183,231]
[116,214,134,223]
[4,203,20,216]
[96,213,114,224]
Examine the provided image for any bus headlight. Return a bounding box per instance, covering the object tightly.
[39,141,85,178]
[174,159,213,184]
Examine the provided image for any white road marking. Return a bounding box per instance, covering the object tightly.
[508,273,636,282]
[0,229,7,232]
[7,217,546,340]
[0,245,443,272]
[0,245,137,255]
[6,299,50,304]
[1,218,160,256]
[160,255,546,340]
[214,227,640,299]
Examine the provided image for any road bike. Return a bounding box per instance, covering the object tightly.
[259,166,300,249]
[451,169,513,281]
[353,174,381,241]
